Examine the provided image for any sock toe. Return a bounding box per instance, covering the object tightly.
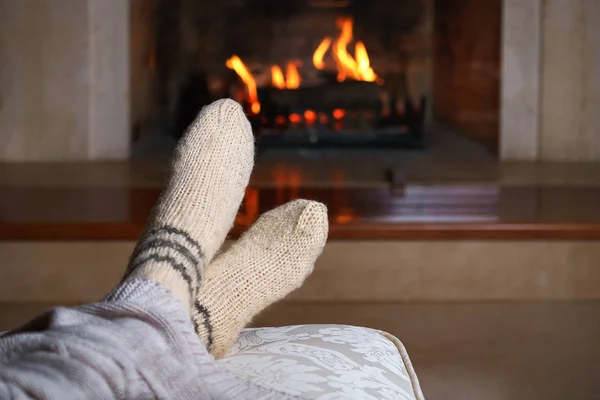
[193,200,328,358]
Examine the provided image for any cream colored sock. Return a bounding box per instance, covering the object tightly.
[192,199,329,359]
[123,99,254,313]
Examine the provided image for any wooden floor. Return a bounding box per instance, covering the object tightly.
[1,185,600,240]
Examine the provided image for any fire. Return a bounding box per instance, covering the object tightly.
[271,61,302,89]
[312,17,378,83]
[313,37,332,70]
[228,19,378,115]
[354,41,377,82]
[226,55,260,114]
[285,61,301,89]
[333,17,355,82]
[271,65,285,89]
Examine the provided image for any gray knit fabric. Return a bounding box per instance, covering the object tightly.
[0,279,297,400]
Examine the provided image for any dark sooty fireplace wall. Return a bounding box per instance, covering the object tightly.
[152,0,433,149]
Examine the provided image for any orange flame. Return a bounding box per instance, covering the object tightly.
[354,41,377,82]
[312,37,332,70]
[333,17,355,82]
[226,55,260,114]
[271,65,285,89]
[285,61,301,89]
[331,18,377,83]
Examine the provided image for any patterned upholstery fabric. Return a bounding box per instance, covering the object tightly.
[219,325,424,399]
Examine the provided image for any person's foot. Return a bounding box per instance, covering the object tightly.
[123,99,254,312]
[192,199,328,359]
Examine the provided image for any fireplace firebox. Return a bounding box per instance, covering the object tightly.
[140,0,433,150]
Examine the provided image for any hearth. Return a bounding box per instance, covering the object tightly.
[149,0,432,150]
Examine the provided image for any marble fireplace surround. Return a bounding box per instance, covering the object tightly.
[500,0,600,162]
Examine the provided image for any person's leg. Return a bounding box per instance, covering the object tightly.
[0,99,264,399]
[0,279,302,399]
[0,99,328,399]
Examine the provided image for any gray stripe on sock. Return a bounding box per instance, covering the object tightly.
[131,238,199,270]
[194,301,214,351]
[146,226,204,260]
[127,254,196,296]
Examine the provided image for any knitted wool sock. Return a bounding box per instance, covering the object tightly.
[192,199,328,359]
[123,99,254,313]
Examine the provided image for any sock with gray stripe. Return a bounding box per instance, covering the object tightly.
[193,199,328,359]
[123,99,254,313]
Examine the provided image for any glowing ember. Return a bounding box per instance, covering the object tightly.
[271,65,286,89]
[332,109,346,119]
[226,55,260,114]
[319,113,329,124]
[289,113,302,124]
[304,110,317,124]
[285,61,301,89]
[312,37,332,70]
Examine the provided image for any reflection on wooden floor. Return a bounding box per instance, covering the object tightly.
[0,185,600,240]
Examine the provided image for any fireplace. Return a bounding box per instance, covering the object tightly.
[131,0,502,156]
[135,0,432,151]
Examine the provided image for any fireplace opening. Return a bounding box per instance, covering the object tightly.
[219,13,427,150]
[130,0,501,157]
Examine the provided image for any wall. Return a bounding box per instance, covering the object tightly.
[433,0,502,151]
[539,0,600,161]
[501,0,600,161]
[0,0,129,162]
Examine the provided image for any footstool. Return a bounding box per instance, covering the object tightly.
[219,325,424,399]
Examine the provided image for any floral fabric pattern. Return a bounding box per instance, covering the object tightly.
[218,324,423,400]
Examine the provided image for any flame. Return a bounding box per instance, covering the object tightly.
[226,55,260,114]
[285,61,301,89]
[354,41,377,82]
[333,17,355,82]
[271,65,286,89]
[226,19,378,110]
[330,18,377,83]
[312,37,332,70]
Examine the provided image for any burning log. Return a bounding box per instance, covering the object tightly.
[261,80,381,112]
